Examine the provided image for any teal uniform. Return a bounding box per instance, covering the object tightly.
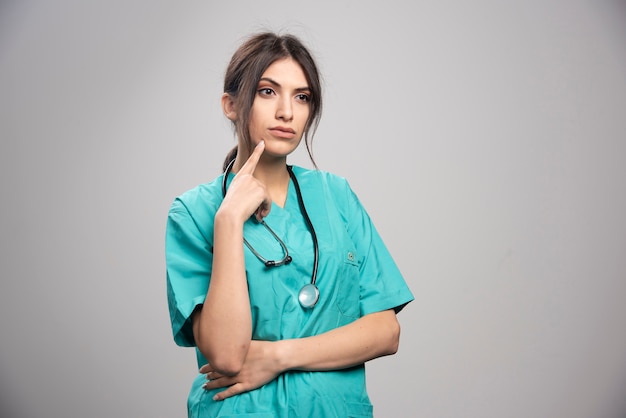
[166,166,414,417]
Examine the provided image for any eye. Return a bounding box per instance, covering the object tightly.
[296,93,310,103]
[257,87,275,96]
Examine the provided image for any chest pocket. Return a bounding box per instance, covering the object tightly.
[333,248,361,324]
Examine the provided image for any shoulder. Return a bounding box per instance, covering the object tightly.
[290,166,351,195]
[290,166,361,222]
[168,175,224,222]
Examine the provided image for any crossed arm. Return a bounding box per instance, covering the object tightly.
[192,142,402,400]
[193,308,400,401]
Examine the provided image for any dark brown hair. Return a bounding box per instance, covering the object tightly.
[222,32,323,170]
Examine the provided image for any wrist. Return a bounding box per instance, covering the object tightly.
[215,207,246,229]
[273,339,295,372]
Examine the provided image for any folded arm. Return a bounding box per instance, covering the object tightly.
[201,309,401,400]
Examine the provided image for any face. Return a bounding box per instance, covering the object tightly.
[247,58,311,158]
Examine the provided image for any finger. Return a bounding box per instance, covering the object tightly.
[237,141,265,176]
[202,374,230,389]
[202,375,230,390]
[212,383,245,401]
[204,371,223,381]
[199,364,212,374]
[255,200,271,222]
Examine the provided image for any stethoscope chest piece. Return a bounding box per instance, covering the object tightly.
[298,283,319,308]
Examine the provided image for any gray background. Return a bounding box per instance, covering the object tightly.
[1,1,625,417]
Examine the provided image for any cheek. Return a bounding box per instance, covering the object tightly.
[248,111,264,133]
[249,103,272,125]
[298,108,311,128]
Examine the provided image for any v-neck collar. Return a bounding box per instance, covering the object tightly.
[266,178,296,220]
[223,171,297,221]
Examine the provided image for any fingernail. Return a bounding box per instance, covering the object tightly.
[202,383,207,390]
[212,395,220,401]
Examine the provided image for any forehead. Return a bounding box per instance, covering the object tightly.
[261,58,308,87]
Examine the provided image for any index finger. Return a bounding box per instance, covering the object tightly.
[237,141,265,176]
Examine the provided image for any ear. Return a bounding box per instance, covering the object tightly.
[222,93,237,121]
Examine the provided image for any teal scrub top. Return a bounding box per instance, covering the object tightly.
[166,166,414,418]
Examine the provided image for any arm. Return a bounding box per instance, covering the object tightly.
[277,309,399,371]
[192,211,251,376]
[202,309,401,400]
[192,142,270,376]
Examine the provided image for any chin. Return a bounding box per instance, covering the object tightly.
[263,142,301,157]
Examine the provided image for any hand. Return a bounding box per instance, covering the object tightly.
[200,340,282,401]
[219,141,271,223]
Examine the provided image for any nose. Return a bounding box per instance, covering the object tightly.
[275,96,293,122]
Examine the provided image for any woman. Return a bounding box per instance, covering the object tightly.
[166,31,414,417]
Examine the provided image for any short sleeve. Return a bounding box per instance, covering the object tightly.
[165,198,213,347]
[342,181,414,316]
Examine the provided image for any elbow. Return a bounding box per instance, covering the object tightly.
[209,356,244,377]
[198,342,248,376]
[192,310,249,376]
[384,313,401,356]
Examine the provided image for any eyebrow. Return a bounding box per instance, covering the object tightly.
[259,77,310,92]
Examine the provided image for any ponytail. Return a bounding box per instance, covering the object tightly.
[222,146,238,172]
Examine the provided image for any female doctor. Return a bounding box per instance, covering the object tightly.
[166,31,414,417]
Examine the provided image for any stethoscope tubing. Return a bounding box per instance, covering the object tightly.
[287,165,319,287]
[221,160,319,288]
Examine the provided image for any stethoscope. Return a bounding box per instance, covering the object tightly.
[222,159,320,308]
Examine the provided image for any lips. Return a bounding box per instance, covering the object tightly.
[269,126,296,139]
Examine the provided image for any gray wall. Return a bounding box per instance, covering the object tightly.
[1,1,625,417]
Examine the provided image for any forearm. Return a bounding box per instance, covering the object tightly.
[193,211,252,375]
[276,309,400,372]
